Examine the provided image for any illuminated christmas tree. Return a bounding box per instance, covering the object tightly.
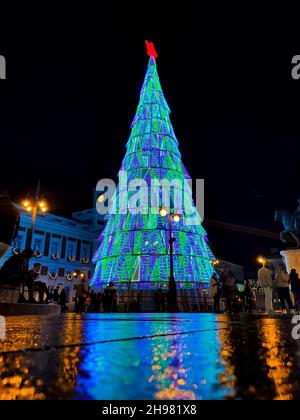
[91,42,216,291]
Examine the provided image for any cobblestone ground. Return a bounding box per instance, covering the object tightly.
[0,313,300,400]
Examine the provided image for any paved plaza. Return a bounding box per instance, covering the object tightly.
[0,313,300,400]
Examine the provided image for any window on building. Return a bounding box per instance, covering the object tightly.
[81,244,90,260]
[33,237,42,253]
[67,242,75,258]
[51,239,60,257]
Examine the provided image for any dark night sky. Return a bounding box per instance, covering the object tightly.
[1,6,300,271]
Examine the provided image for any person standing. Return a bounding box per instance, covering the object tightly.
[209,273,221,312]
[244,280,256,314]
[258,262,274,313]
[0,248,33,287]
[103,282,117,313]
[0,248,34,303]
[37,280,50,304]
[290,268,300,312]
[76,276,90,313]
[220,265,237,314]
[53,286,60,304]
[223,272,237,314]
[59,288,67,313]
[274,264,294,313]
[112,289,118,313]
[26,262,42,303]
[96,292,103,312]
[219,264,230,291]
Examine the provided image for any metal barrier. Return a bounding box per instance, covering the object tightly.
[115,289,216,313]
[115,289,285,313]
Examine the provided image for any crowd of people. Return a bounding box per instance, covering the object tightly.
[209,265,242,315]
[0,242,123,313]
[74,281,119,313]
[209,263,300,315]
[0,248,123,313]
[0,248,69,311]
[1,239,300,316]
[258,262,300,314]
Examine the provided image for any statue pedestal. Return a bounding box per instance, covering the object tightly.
[280,249,300,274]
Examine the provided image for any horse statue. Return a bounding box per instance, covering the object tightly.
[275,200,300,248]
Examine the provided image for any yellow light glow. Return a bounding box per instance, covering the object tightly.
[41,207,47,213]
[23,200,30,208]
[257,256,266,265]
[173,214,181,223]
[39,201,46,208]
[98,194,105,204]
[73,272,77,277]
[26,207,32,212]
[159,208,168,217]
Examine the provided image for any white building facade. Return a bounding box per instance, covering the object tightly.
[0,195,104,304]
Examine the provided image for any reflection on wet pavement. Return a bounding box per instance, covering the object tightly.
[0,313,300,400]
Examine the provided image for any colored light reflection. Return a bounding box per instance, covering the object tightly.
[260,318,293,400]
[1,314,299,400]
[0,314,83,400]
[74,314,225,400]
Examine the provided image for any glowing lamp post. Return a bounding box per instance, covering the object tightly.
[257,256,266,266]
[159,207,181,312]
[22,180,48,250]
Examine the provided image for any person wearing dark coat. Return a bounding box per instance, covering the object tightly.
[103,282,117,313]
[219,265,230,295]
[244,280,256,313]
[0,191,20,259]
[0,248,33,288]
[290,268,300,311]
[36,280,50,304]
[59,288,67,313]
[222,271,238,314]
[274,264,294,312]
[53,287,60,304]
[26,263,41,303]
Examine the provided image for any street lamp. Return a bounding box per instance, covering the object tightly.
[21,180,48,251]
[159,207,181,312]
[211,259,220,267]
[257,256,266,266]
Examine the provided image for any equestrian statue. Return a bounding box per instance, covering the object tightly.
[275,199,300,248]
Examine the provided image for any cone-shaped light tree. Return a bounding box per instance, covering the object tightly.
[91,42,216,292]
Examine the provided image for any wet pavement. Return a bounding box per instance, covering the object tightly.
[0,313,300,400]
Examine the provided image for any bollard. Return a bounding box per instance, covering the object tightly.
[0,315,5,339]
[0,55,6,79]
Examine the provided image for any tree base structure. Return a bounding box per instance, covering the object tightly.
[110,283,211,313]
